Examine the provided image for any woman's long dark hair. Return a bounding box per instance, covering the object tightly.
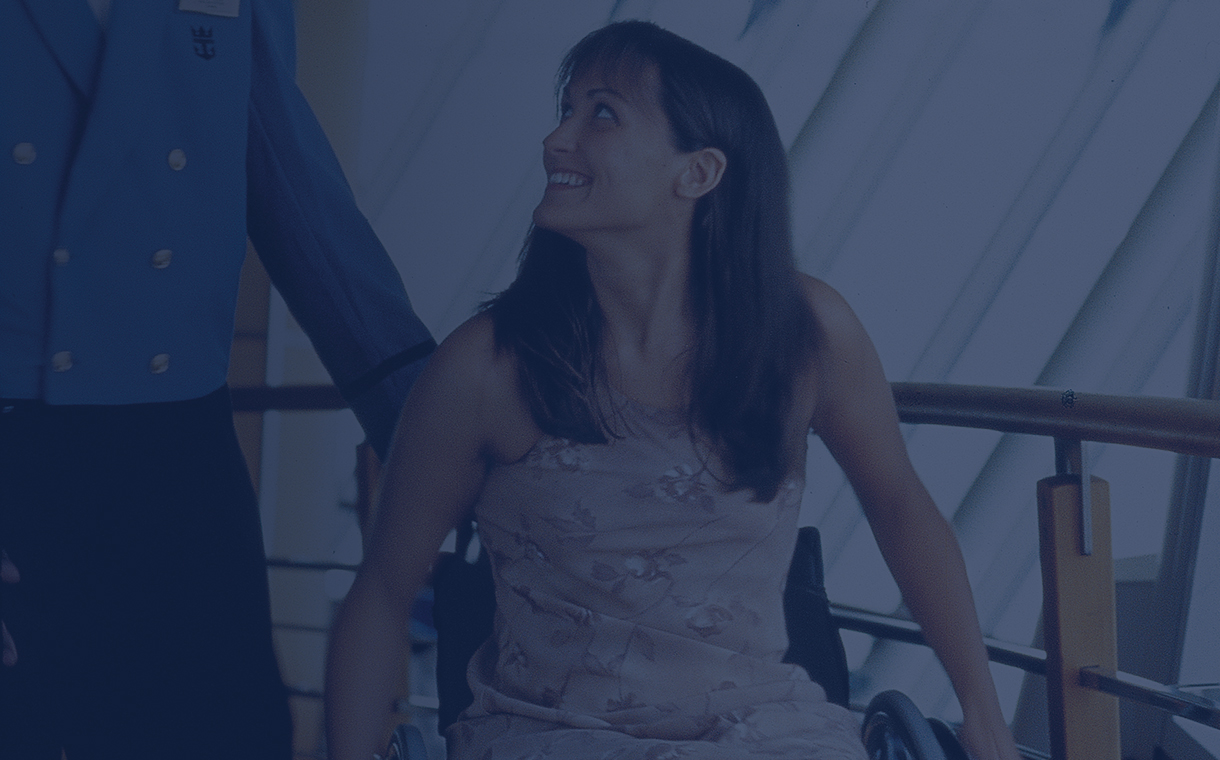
[483,20,816,501]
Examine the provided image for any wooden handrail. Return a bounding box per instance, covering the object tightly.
[892,382,1220,458]
[231,381,1220,458]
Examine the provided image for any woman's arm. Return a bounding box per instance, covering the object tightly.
[802,277,1020,760]
[324,315,531,760]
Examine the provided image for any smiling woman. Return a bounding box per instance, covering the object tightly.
[533,71,701,249]
[325,20,1019,760]
[496,22,811,492]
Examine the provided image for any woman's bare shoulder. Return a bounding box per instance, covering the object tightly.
[409,313,541,464]
[796,274,864,344]
[796,273,884,371]
[430,312,500,371]
[794,273,892,430]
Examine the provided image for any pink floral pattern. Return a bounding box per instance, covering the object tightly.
[448,395,866,759]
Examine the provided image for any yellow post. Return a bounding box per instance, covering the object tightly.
[1037,473,1121,760]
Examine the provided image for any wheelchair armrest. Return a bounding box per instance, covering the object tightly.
[782,526,851,707]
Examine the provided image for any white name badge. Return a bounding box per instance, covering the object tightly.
[178,0,239,18]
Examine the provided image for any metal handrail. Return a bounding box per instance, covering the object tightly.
[832,604,1220,728]
[1080,668,1220,730]
[830,604,1048,676]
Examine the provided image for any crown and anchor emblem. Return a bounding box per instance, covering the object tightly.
[191,26,215,60]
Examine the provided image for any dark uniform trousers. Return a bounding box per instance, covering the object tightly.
[0,386,293,760]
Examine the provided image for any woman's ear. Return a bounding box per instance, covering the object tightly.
[676,147,726,199]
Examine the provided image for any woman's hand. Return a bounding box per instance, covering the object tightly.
[957,706,1022,760]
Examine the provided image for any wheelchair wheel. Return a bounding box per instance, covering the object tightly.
[384,723,430,760]
[862,690,947,760]
[927,718,969,760]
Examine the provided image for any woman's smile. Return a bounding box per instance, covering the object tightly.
[532,68,687,243]
[547,171,591,188]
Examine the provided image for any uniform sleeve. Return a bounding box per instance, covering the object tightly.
[243,0,434,459]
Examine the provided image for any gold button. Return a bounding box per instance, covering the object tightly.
[151,249,173,269]
[167,149,186,171]
[51,351,73,372]
[149,353,170,374]
[52,248,70,266]
[12,142,36,165]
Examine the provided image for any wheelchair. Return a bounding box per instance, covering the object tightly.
[384,525,968,760]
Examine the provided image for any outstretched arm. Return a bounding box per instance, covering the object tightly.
[324,315,527,760]
[246,0,435,460]
[803,277,1019,760]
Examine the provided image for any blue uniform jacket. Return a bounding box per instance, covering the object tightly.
[0,0,433,457]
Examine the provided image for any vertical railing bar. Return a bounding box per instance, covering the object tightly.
[1079,441,1093,556]
[1053,438,1092,555]
[1054,437,1071,475]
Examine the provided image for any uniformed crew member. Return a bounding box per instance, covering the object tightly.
[0,0,435,757]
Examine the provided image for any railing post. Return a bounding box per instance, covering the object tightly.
[1038,439,1120,760]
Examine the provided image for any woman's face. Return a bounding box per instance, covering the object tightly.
[532,64,691,248]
